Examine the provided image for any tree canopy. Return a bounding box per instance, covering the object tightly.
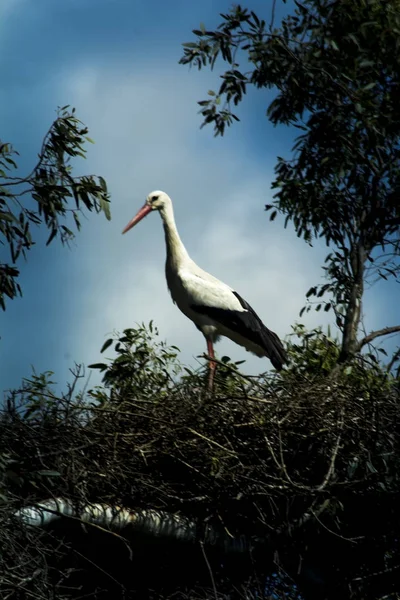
[180,0,400,370]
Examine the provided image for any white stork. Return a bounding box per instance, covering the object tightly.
[122,191,287,390]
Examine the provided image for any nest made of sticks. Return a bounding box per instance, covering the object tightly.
[1,359,399,599]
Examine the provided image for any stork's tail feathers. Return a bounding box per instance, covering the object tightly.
[261,326,288,371]
[231,291,287,371]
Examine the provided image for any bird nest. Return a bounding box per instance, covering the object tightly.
[1,346,400,598]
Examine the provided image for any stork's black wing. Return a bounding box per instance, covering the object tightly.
[191,290,287,371]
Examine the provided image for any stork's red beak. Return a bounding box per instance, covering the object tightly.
[122,203,152,234]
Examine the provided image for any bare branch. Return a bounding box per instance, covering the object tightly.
[357,325,400,352]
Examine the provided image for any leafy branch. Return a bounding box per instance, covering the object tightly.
[0,106,111,310]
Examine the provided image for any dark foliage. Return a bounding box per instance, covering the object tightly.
[0,106,111,311]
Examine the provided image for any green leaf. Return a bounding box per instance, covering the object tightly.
[46,228,57,246]
[99,176,108,193]
[99,195,111,221]
[4,157,17,168]
[88,363,108,371]
[0,212,15,222]
[100,338,113,353]
[73,211,81,231]
[306,287,316,298]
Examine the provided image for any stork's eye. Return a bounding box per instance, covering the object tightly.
[151,195,159,203]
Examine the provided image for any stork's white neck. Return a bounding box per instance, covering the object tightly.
[159,202,190,271]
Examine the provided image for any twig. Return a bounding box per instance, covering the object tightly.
[72,546,127,590]
[310,509,361,543]
[187,428,238,457]
[353,562,400,582]
[317,407,344,491]
[200,540,218,600]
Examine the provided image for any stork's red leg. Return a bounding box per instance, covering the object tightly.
[206,339,216,391]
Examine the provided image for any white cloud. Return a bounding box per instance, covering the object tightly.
[54,60,332,378]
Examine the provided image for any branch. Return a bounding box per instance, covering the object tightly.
[357,325,400,352]
[317,407,344,491]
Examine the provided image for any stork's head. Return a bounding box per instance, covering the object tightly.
[122,190,171,234]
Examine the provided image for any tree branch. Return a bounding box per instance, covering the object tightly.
[357,325,400,352]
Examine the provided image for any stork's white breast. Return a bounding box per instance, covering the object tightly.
[165,262,245,328]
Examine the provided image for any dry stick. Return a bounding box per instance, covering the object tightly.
[71,546,126,590]
[277,427,301,489]
[265,425,340,493]
[317,407,345,491]
[224,395,274,405]
[264,433,302,492]
[353,562,400,582]
[90,408,176,427]
[310,509,361,543]
[33,441,97,460]
[187,428,238,457]
[200,540,218,600]
[268,393,346,492]
[263,434,280,469]
[171,454,204,476]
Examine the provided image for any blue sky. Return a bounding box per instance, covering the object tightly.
[1,0,399,394]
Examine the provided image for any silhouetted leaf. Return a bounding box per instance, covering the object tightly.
[100,339,113,353]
